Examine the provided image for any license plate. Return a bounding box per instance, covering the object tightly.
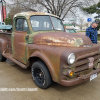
[90,73,97,81]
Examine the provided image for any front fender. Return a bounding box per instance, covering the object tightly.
[29,51,59,83]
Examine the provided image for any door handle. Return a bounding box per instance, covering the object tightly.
[25,35,29,39]
[12,35,14,38]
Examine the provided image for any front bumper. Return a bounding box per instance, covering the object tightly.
[60,68,100,86]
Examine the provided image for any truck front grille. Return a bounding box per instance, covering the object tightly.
[74,52,100,74]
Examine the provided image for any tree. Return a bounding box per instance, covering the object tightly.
[84,22,89,27]
[6,0,96,20]
[96,19,100,30]
[4,14,12,25]
[83,2,100,30]
[79,18,84,31]
[83,2,100,18]
[6,0,37,16]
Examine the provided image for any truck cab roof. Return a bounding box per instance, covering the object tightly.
[14,12,59,19]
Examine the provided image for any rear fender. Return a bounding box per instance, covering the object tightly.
[0,38,8,53]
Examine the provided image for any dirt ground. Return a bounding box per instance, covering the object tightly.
[0,59,100,100]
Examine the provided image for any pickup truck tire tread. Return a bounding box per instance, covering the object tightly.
[31,61,52,89]
[0,50,7,62]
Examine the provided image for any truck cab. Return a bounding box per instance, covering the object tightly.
[0,12,100,89]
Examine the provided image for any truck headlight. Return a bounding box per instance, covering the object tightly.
[67,53,75,64]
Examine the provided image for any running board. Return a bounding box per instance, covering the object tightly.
[2,53,27,69]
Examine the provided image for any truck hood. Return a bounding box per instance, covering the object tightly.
[33,32,92,47]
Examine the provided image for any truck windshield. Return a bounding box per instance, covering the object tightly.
[50,16,64,31]
[30,15,64,31]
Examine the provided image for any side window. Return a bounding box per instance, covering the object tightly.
[16,19,23,31]
[16,18,28,31]
[23,19,28,31]
[2,22,4,25]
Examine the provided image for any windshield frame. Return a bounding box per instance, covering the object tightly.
[30,15,65,32]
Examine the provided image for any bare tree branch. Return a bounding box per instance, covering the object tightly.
[7,0,96,20]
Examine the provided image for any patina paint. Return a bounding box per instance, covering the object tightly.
[12,17,30,64]
[13,31,28,64]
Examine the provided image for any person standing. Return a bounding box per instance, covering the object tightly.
[86,20,99,44]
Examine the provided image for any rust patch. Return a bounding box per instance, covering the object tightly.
[33,32,90,47]
[35,37,83,47]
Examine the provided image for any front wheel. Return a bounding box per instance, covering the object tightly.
[0,50,6,62]
[31,61,52,89]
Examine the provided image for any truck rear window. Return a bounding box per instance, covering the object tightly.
[30,16,53,31]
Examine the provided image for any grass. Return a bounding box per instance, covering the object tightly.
[98,37,100,41]
[78,31,86,32]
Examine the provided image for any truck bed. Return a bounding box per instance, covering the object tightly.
[0,32,12,54]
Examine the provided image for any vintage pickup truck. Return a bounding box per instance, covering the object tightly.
[0,12,100,89]
[0,22,12,31]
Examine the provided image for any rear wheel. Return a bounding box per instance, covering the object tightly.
[0,50,6,62]
[31,61,52,89]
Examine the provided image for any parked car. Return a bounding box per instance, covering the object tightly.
[66,28,77,33]
[66,28,85,35]
[0,22,12,31]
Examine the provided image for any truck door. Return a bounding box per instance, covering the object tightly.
[12,18,28,64]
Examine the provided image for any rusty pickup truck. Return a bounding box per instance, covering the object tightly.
[0,12,100,89]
